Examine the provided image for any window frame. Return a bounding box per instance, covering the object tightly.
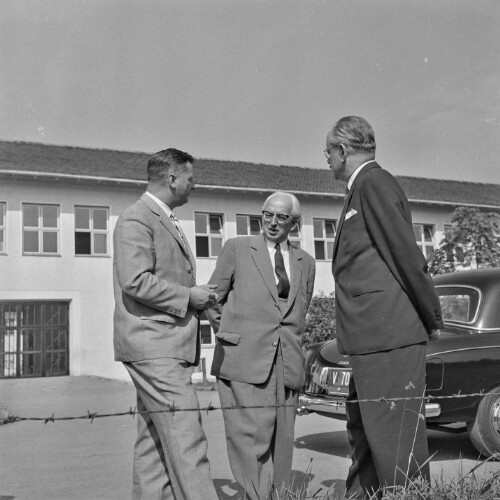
[74,205,110,257]
[22,203,60,256]
[235,213,262,236]
[194,212,224,258]
[313,218,337,260]
[0,202,6,255]
[413,223,435,258]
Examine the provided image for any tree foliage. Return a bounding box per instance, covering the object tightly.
[428,207,500,275]
[303,291,336,347]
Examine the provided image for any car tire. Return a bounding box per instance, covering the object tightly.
[467,386,500,458]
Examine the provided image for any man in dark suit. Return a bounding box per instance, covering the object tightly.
[326,117,443,498]
[207,191,315,500]
[113,148,219,500]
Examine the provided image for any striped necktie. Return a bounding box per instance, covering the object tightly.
[170,212,186,248]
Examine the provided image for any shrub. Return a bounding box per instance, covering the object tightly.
[303,291,336,348]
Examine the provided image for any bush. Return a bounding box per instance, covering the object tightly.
[303,291,336,348]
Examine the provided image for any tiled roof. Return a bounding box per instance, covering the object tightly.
[1,140,499,207]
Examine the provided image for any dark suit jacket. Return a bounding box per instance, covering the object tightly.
[332,162,443,355]
[207,235,315,390]
[113,194,199,363]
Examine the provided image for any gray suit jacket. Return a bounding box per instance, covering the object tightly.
[113,193,199,363]
[207,235,315,390]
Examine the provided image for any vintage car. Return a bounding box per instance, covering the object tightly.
[299,268,500,457]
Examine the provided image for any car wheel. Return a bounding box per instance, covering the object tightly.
[467,386,500,458]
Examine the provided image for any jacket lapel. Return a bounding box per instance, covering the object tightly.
[250,234,279,303]
[140,194,196,273]
[331,162,380,265]
[285,243,302,313]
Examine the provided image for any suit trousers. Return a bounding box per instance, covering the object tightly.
[217,344,298,500]
[124,358,218,500]
[345,343,429,499]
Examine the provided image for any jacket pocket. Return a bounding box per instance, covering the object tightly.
[140,314,177,324]
[351,288,383,298]
[215,331,241,345]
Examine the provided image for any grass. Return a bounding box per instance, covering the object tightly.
[261,458,500,500]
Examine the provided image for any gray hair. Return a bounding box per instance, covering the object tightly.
[263,191,302,223]
[330,116,376,155]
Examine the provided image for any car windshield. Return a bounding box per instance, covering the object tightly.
[435,286,480,324]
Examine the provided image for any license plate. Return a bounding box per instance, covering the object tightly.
[312,365,351,395]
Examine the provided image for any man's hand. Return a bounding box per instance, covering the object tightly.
[189,284,218,310]
[428,329,441,341]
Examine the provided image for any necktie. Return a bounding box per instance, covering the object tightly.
[170,212,186,248]
[274,243,290,299]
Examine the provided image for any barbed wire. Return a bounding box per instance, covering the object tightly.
[1,389,497,425]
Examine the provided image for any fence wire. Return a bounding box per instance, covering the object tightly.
[1,389,497,425]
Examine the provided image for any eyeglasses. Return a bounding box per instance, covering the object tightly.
[262,210,292,224]
[324,144,341,159]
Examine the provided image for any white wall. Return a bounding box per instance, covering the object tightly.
[0,177,462,382]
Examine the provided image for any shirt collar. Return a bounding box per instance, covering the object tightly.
[347,160,376,191]
[145,191,173,216]
[265,238,289,253]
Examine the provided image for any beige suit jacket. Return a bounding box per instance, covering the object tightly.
[113,194,199,363]
[207,234,315,390]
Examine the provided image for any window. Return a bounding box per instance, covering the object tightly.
[22,204,59,255]
[313,218,337,260]
[195,213,223,257]
[75,206,109,255]
[413,224,435,258]
[0,203,5,253]
[288,224,302,248]
[236,214,262,236]
[199,311,215,345]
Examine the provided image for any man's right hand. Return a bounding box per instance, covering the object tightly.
[189,285,218,310]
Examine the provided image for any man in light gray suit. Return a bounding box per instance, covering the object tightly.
[113,148,218,500]
[207,192,315,500]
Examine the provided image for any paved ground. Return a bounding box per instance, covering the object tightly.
[1,376,499,500]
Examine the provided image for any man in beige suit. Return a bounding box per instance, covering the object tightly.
[113,148,218,500]
[207,191,315,500]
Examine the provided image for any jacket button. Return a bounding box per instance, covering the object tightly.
[187,269,192,274]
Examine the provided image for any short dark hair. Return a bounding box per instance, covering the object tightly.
[147,149,194,184]
[331,116,376,154]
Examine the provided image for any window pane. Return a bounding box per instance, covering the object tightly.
[249,217,261,235]
[425,244,434,256]
[75,207,90,229]
[0,204,4,225]
[236,215,247,235]
[0,230,3,252]
[43,232,58,253]
[424,226,433,242]
[23,205,39,227]
[196,236,209,257]
[93,209,108,230]
[209,215,222,234]
[327,241,334,260]
[24,231,39,252]
[94,234,107,254]
[315,241,325,260]
[42,206,58,228]
[195,213,207,234]
[325,220,336,238]
[75,232,91,255]
[413,225,423,240]
[313,219,323,238]
[211,237,222,256]
[200,324,212,344]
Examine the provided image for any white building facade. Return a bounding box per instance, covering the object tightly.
[1,141,499,382]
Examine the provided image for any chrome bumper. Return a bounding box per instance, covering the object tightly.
[298,394,441,418]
